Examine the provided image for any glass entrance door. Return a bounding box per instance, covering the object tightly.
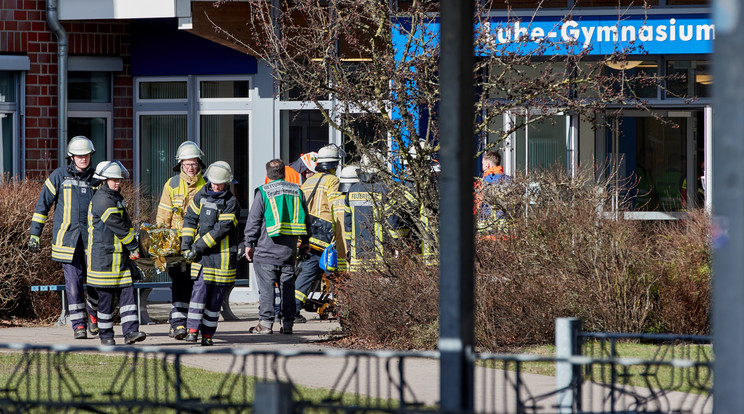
[604,110,704,212]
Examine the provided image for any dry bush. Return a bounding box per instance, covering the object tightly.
[475,168,710,348]
[333,244,439,350]
[336,167,711,351]
[0,177,157,323]
[0,175,62,321]
[647,209,711,334]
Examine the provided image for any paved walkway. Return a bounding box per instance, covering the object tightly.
[0,304,711,413]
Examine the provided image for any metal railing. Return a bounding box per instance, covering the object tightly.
[0,321,713,413]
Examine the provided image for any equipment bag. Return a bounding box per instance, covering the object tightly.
[319,242,338,272]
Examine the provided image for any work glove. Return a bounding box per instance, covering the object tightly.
[183,250,197,263]
[28,235,40,253]
[129,250,140,261]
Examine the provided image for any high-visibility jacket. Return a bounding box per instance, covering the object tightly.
[264,166,301,185]
[301,172,340,249]
[156,172,206,230]
[181,185,240,285]
[344,180,410,271]
[87,186,139,287]
[30,164,96,263]
[332,195,351,271]
[257,180,307,237]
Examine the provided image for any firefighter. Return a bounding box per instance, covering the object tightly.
[294,144,342,323]
[181,161,241,346]
[156,141,207,341]
[344,153,410,271]
[87,161,146,345]
[28,136,99,340]
[333,165,360,271]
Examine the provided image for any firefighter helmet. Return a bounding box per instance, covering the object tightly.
[93,161,130,180]
[66,136,96,157]
[360,153,383,174]
[316,144,343,172]
[204,161,236,185]
[338,165,360,193]
[173,141,206,172]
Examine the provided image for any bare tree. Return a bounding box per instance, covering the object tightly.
[206,0,665,263]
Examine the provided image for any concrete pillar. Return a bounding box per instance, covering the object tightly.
[556,317,581,413]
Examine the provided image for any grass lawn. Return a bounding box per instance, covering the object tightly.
[0,351,400,412]
[480,341,713,395]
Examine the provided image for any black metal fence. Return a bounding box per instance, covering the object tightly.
[0,323,712,413]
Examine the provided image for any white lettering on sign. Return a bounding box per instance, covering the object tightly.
[490,18,715,50]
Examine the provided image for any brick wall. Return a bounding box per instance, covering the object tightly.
[0,0,133,177]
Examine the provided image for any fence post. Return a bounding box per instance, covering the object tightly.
[556,317,581,414]
[255,381,294,414]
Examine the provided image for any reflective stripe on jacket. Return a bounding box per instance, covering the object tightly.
[156,172,206,230]
[258,180,307,237]
[332,196,351,271]
[344,181,410,271]
[87,186,139,287]
[301,172,340,249]
[30,164,96,263]
[181,186,241,285]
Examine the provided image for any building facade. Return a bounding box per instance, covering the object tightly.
[2,1,711,255]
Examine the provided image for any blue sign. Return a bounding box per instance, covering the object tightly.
[394,13,713,56]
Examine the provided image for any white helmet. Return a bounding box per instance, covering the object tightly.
[173,141,206,172]
[360,153,384,174]
[93,161,129,180]
[338,165,360,193]
[317,145,341,163]
[339,165,360,184]
[204,161,236,185]
[67,136,95,157]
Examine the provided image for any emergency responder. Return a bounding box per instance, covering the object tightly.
[295,144,342,323]
[345,153,411,271]
[87,161,147,345]
[28,136,99,340]
[333,165,360,271]
[181,161,241,346]
[244,159,311,335]
[156,141,207,341]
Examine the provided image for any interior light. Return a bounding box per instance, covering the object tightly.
[605,60,643,70]
[695,74,713,85]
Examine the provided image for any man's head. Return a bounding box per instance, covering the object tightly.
[482,151,501,171]
[67,136,95,172]
[174,141,205,175]
[266,159,286,181]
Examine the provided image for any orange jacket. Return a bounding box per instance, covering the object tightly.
[264,166,301,185]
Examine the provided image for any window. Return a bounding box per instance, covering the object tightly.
[341,113,388,163]
[69,71,111,103]
[200,114,250,208]
[514,114,568,173]
[280,110,330,163]
[200,80,250,99]
[68,70,113,166]
[139,81,188,100]
[0,68,22,176]
[605,60,659,100]
[139,114,188,195]
[667,60,711,99]
[0,112,13,174]
[136,76,253,209]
